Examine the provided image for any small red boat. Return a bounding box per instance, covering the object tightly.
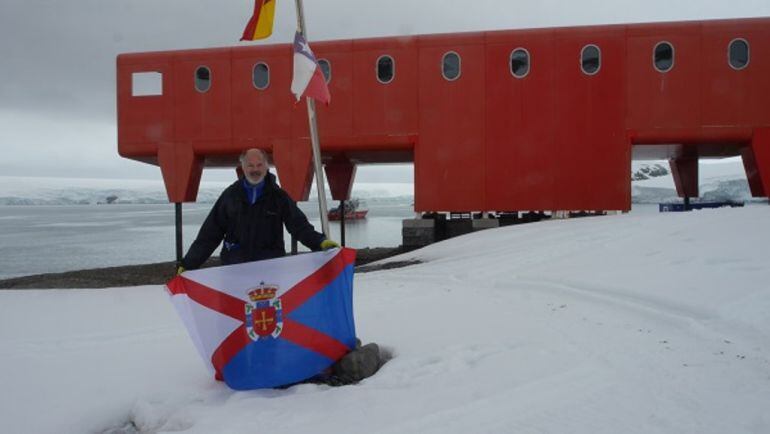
[329,209,368,221]
[328,199,368,221]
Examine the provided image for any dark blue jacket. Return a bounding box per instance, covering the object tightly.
[181,172,325,269]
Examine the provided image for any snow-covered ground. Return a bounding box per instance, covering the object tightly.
[1,206,769,433]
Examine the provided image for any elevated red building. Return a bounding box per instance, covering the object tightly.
[117,17,770,212]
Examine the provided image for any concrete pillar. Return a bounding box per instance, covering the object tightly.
[445,218,473,239]
[402,219,436,248]
[472,218,500,231]
[551,210,569,219]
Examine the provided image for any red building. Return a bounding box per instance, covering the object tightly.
[117,17,770,212]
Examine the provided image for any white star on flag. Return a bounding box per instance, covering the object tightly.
[291,31,330,104]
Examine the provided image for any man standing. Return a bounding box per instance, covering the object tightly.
[179,148,338,271]
[178,148,380,385]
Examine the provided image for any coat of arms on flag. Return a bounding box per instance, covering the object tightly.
[245,283,283,340]
[166,248,357,390]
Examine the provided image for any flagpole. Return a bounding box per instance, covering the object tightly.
[295,0,331,239]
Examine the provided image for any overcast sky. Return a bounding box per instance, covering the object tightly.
[1,0,769,183]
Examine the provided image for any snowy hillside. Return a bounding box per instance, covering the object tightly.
[631,159,763,204]
[631,162,669,181]
[1,206,769,433]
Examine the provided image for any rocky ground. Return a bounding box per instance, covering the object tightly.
[0,247,419,289]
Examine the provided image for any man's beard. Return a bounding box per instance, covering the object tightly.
[245,171,265,184]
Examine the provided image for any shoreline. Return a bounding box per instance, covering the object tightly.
[0,247,418,289]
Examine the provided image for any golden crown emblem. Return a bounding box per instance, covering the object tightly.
[248,283,278,301]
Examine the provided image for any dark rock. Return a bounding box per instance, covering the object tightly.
[0,247,417,289]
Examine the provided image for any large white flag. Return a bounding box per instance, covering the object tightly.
[166,248,356,389]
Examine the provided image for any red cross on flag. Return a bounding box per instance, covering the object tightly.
[166,248,357,389]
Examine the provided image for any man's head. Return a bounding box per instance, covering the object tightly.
[239,148,269,184]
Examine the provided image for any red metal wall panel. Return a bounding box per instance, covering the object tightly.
[231,45,293,149]
[484,29,556,211]
[626,22,703,132]
[116,54,175,158]
[351,38,419,139]
[701,19,770,127]
[416,34,486,212]
[172,50,232,145]
[552,26,628,210]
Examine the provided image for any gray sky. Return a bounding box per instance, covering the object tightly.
[1,0,769,182]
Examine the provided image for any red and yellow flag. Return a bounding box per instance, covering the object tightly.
[240,0,276,41]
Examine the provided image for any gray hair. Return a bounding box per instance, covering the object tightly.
[239,148,270,164]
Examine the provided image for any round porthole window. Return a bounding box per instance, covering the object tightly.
[318,59,331,83]
[653,41,674,72]
[253,62,269,90]
[581,45,601,75]
[195,66,211,93]
[510,48,530,78]
[442,51,461,81]
[377,55,395,84]
[728,38,749,70]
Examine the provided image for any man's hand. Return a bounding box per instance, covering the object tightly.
[176,266,186,275]
[320,239,340,250]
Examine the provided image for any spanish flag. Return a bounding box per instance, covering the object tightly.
[240,0,276,41]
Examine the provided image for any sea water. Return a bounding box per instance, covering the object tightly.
[0,200,708,280]
[0,200,415,280]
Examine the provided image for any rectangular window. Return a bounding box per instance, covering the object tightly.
[131,72,163,96]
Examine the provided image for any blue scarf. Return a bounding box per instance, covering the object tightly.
[241,178,265,205]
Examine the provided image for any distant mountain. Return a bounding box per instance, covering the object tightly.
[631,159,766,204]
[1,161,764,206]
[0,176,413,206]
[631,163,668,181]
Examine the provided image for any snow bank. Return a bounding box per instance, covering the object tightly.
[1,206,769,433]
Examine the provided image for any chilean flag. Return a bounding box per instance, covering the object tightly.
[291,31,331,105]
[166,248,356,390]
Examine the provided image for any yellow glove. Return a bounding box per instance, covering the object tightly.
[176,266,186,275]
[320,239,340,250]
